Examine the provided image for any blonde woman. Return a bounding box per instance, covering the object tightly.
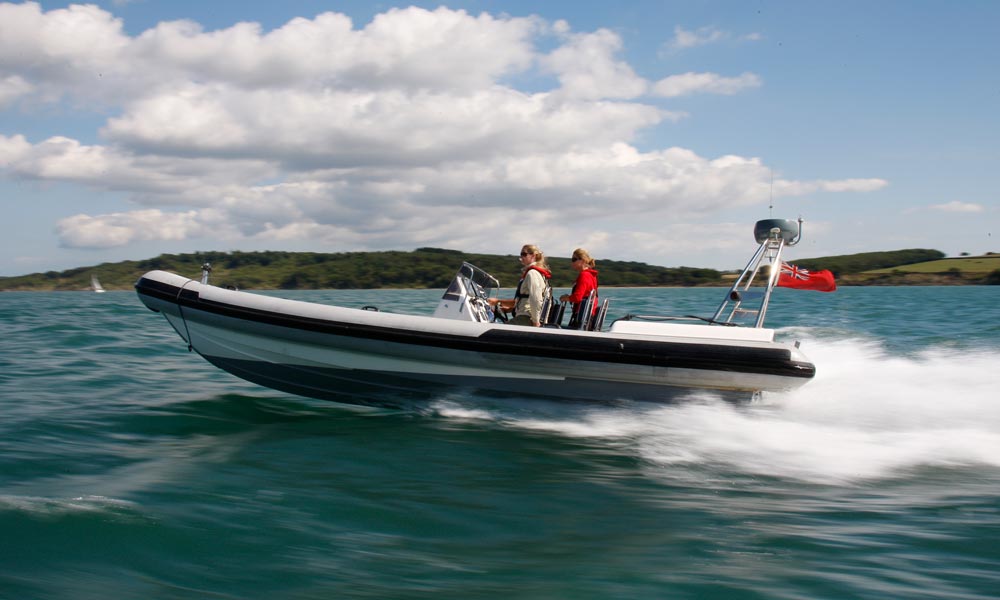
[559,248,599,329]
[491,244,552,326]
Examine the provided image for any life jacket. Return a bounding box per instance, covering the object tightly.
[514,265,552,299]
[513,265,552,317]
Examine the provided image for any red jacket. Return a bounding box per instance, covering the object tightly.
[567,269,599,314]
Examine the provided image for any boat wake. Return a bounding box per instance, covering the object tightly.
[430,336,1000,485]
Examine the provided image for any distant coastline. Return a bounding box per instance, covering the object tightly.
[2,248,998,292]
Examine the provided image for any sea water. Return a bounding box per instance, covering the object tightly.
[1,286,999,599]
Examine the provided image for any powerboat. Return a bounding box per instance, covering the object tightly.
[135,219,816,404]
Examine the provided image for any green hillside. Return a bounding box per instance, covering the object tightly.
[3,248,998,292]
[793,249,946,275]
[0,248,721,292]
[868,255,1000,274]
[793,249,1000,285]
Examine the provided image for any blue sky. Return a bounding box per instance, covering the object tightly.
[1,0,997,276]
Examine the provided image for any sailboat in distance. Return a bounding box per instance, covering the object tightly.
[91,275,106,293]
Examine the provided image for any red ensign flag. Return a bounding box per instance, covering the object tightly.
[777,262,837,292]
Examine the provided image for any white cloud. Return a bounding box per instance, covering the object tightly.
[44,144,844,252]
[0,75,32,107]
[929,200,984,213]
[0,3,884,259]
[653,72,762,98]
[769,177,888,196]
[1,4,541,104]
[103,86,663,167]
[0,2,131,103]
[0,133,32,163]
[55,209,219,248]
[665,26,762,52]
[541,28,647,100]
[670,26,727,50]
[0,134,274,196]
[129,7,541,93]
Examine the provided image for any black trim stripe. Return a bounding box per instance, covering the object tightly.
[136,275,815,379]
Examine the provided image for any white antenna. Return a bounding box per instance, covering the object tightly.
[769,169,774,216]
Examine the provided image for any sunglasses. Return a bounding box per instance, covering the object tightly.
[520,251,533,257]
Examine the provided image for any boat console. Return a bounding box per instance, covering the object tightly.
[432,262,500,323]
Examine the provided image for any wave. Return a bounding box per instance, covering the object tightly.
[0,494,140,518]
[431,336,1000,485]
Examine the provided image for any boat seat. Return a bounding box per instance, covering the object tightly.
[588,298,610,331]
[549,300,567,327]
[540,296,566,327]
[565,290,597,330]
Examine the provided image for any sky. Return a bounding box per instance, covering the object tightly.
[1,0,997,277]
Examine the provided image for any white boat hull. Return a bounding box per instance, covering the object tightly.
[135,270,815,404]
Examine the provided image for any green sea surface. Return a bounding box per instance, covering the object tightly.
[2,286,999,599]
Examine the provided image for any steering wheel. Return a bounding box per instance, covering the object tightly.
[491,302,509,324]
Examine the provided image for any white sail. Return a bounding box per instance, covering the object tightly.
[91,275,106,293]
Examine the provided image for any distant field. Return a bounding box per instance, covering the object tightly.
[868,256,1000,274]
